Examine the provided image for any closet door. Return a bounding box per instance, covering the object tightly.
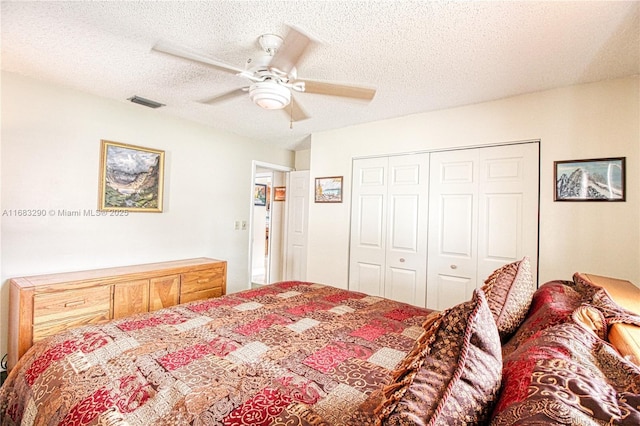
[349,157,388,297]
[427,143,539,310]
[477,143,539,284]
[349,154,429,306]
[426,150,480,310]
[383,154,429,305]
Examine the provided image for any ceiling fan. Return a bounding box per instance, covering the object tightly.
[152,25,376,123]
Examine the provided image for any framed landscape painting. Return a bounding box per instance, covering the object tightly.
[315,176,343,203]
[99,140,165,212]
[554,157,625,201]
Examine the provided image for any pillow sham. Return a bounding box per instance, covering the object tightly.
[481,256,534,341]
[492,321,640,425]
[374,289,502,426]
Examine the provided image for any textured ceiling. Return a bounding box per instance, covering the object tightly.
[2,1,638,151]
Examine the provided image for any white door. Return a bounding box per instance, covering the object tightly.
[284,170,309,281]
[349,153,429,306]
[426,149,480,310]
[349,157,388,296]
[383,154,430,305]
[477,143,539,283]
[427,143,539,310]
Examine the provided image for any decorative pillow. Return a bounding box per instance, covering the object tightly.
[481,256,534,341]
[491,321,640,425]
[501,280,580,357]
[374,289,502,426]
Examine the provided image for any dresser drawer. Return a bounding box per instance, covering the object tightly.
[180,287,224,304]
[33,312,110,342]
[181,266,225,294]
[33,286,111,326]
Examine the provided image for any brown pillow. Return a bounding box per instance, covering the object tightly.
[374,289,502,426]
[481,256,534,340]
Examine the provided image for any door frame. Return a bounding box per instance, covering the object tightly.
[248,161,293,289]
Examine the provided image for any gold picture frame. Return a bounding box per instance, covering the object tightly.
[315,176,343,203]
[99,140,165,212]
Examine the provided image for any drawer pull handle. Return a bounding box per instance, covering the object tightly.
[450,265,457,270]
[399,258,405,263]
[197,278,210,283]
[65,300,85,307]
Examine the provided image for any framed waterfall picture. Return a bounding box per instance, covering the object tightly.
[554,157,625,201]
[99,140,165,212]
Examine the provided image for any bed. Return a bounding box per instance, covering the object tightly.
[2,258,640,425]
[0,281,434,425]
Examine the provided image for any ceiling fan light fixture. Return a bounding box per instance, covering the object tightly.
[249,81,291,110]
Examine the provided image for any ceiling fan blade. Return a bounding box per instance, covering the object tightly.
[270,25,316,75]
[300,79,376,101]
[152,40,247,75]
[282,95,310,123]
[199,88,247,105]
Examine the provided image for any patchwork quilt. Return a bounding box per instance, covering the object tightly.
[0,281,433,425]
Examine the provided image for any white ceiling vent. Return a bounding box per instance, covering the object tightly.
[128,96,165,109]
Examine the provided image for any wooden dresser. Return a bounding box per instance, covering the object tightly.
[8,257,226,370]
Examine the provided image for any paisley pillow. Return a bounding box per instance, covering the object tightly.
[374,289,502,425]
[481,256,534,341]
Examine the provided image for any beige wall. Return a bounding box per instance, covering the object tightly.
[294,148,311,171]
[0,72,294,361]
[306,77,640,289]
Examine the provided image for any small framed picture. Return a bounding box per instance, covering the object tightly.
[254,183,267,206]
[315,176,343,203]
[274,186,286,201]
[99,140,165,212]
[554,157,625,201]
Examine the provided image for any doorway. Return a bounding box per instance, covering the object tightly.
[249,161,292,287]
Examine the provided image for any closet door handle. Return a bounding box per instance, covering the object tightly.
[450,264,457,270]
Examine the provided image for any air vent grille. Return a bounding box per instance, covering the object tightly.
[128,96,165,109]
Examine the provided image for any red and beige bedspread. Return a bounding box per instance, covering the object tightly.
[0,281,433,425]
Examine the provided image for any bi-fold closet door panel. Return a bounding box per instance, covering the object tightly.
[426,149,479,310]
[349,153,429,307]
[349,156,387,298]
[476,144,539,284]
[426,143,539,310]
